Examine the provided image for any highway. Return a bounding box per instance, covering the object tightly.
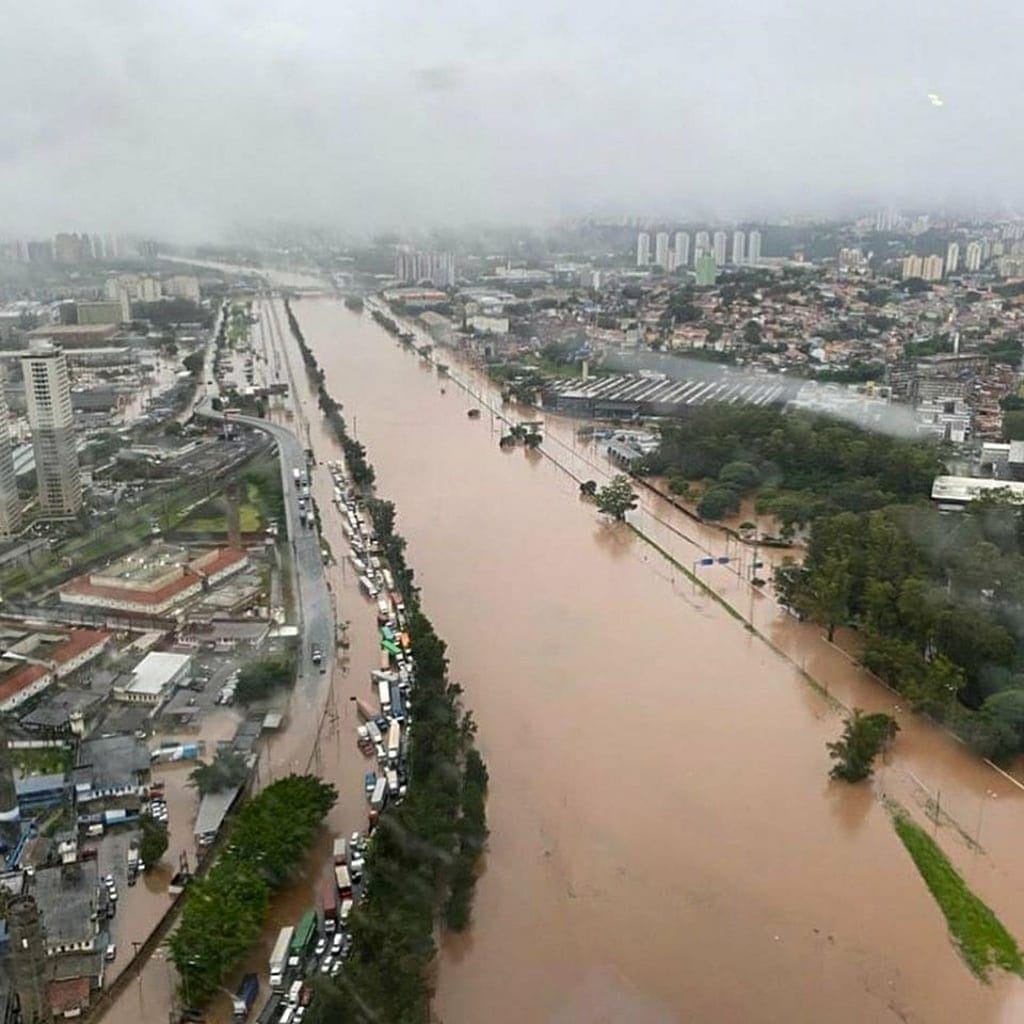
[194,399,332,691]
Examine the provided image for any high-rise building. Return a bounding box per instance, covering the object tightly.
[695,253,717,287]
[694,231,710,261]
[0,374,21,539]
[654,232,670,269]
[0,721,21,850]
[673,231,690,269]
[7,895,52,1024]
[22,342,82,520]
[636,232,651,267]
[921,255,944,282]
[747,230,762,266]
[901,255,924,279]
[965,242,983,272]
[732,230,746,266]
[713,232,727,267]
[945,242,960,275]
[394,248,456,287]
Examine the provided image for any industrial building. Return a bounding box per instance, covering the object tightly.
[111,650,191,705]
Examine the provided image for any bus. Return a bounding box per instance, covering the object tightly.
[287,909,317,969]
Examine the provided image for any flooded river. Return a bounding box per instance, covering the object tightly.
[105,273,1024,1024]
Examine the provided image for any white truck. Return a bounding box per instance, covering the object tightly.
[386,720,401,764]
[369,777,388,813]
[269,925,294,990]
[377,678,391,715]
[386,768,400,796]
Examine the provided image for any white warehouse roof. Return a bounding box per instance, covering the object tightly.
[931,475,1024,505]
[127,651,191,696]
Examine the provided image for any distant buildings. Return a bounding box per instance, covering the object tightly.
[946,241,960,275]
[747,230,762,266]
[922,254,944,282]
[654,232,670,269]
[694,231,710,261]
[636,232,651,267]
[695,253,718,287]
[673,231,690,269]
[965,242,983,272]
[0,371,20,538]
[22,342,82,520]
[394,247,456,287]
[732,230,745,266]
[713,231,727,267]
[901,254,924,279]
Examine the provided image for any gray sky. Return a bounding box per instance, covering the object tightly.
[2,0,1022,238]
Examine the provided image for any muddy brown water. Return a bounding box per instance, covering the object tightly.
[105,280,1024,1024]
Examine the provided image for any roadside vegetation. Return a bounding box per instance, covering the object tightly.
[284,299,489,1023]
[892,811,1023,980]
[170,774,336,1007]
[139,816,169,867]
[190,750,250,795]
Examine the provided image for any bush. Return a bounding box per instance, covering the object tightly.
[697,485,740,520]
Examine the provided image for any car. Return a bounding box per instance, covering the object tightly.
[330,961,342,977]
[104,944,116,962]
[108,888,118,902]
[314,938,327,957]
[319,957,333,975]
[331,933,343,955]
[103,874,114,887]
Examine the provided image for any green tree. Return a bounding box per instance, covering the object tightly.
[189,750,249,796]
[697,485,740,520]
[718,460,760,492]
[802,555,851,642]
[139,817,169,868]
[182,351,204,375]
[828,709,899,782]
[596,475,638,521]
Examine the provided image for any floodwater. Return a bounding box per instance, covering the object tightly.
[104,275,1024,1024]
[288,295,1024,1024]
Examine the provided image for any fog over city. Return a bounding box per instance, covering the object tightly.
[3,0,1023,237]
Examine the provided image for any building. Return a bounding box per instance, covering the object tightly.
[6,895,52,1024]
[731,230,745,266]
[74,302,122,326]
[72,734,149,817]
[965,242,983,272]
[21,342,82,520]
[946,241,960,275]
[112,650,191,705]
[673,232,690,269]
[164,275,201,302]
[694,231,710,261]
[393,248,455,287]
[31,861,100,957]
[654,232,670,270]
[26,324,118,349]
[195,781,245,847]
[901,254,924,279]
[931,475,1024,507]
[747,230,762,266]
[0,725,19,852]
[60,544,248,617]
[712,231,727,267]
[0,624,108,713]
[695,254,718,287]
[0,371,20,539]
[636,232,650,267]
[921,255,944,282]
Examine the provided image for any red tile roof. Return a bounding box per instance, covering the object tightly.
[49,976,90,1013]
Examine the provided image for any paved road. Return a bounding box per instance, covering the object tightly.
[195,399,333,689]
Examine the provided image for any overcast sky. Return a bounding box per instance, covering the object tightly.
[2,0,1022,239]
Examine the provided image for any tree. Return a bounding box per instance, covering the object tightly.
[697,485,740,520]
[596,475,638,521]
[828,709,899,782]
[139,817,169,868]
[235,651,296,703]
[189,750,250,795]
[718,460,761,492]
[803,555,851,642]
[579,480,597,497]
[182,351,204,375]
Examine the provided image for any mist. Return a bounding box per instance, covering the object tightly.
[2,0,1023,238]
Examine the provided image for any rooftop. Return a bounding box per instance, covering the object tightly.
[123,651,190,695]
[20,688,104,730]
[931,475,1024,504]
[74,734,149,790]
[32,860,98,948]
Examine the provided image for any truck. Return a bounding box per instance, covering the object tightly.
[332,837,347,865]
[386,720,401,764]
[386,768,400,797]
[334,864,352,896]
[354,697,376,723]
[269,925,294,989]
[293,468,301,486]
[232,973,259,1021]
[321,876,338,933]
[311,643,323,667]
[390,684,405,722]
[365,720,383,747]
[377,678,391,715]
[369,777,388,815]
[287,910,317,970]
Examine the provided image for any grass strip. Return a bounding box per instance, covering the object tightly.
[892,811,1023,980]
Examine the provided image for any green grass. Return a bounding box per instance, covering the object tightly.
[892,812,1024,980]
[12,746,73,778]
[179,504,261,534]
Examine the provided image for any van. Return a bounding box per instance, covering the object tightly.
[86,824,104,837]
[104,943,116,962]
[288,980,303,1005]
[279,1008,295,1024]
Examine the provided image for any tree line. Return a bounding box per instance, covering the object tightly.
[284,297,490,1022]
[170,774,337,1007]
[777,494,1024,761]
[641,404,943,532]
